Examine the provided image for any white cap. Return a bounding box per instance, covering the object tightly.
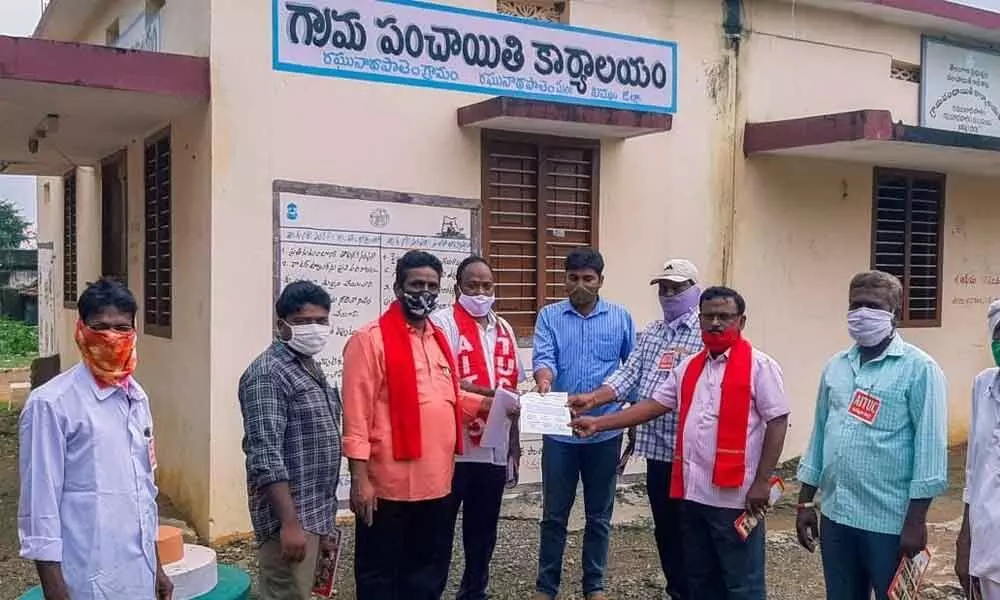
[650,259,699,285]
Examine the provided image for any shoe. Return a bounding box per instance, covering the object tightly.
[585,593,609,600]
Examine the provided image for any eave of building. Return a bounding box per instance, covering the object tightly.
[0,35,210,175]
[457,97,672,140]
[775,0,1000,42]
[744,109,1000,176]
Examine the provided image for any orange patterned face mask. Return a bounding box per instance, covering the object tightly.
[75,320,137,388]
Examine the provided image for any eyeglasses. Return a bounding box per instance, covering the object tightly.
[698,313,741,325]
[87,323,135,332]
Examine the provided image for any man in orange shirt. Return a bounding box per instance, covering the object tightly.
[342,250,490,600]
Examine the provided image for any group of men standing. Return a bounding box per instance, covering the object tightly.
[13,247,998,600]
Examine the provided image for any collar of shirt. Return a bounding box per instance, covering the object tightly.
[665,308,700,334]
[845,334,907,370]
[80,364,135,402]
[559,297,609,319]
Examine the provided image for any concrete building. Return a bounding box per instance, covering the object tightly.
[3,0,999,541]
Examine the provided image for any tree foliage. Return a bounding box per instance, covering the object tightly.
[0,198,30,249]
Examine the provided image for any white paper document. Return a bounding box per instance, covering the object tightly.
[481,387,520,449]
[519,392,573,437]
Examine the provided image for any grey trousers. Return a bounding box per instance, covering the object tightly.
[257,532,320,600]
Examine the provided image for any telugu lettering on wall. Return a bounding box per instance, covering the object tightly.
[272,0,678,113]
[921,37,1000,137]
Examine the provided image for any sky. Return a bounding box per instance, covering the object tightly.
[0,0,43,225]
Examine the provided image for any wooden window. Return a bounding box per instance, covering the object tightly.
[144,130,172,337]
[871,168,945,327]
[63,170,78,306]
[101,151,128,284]
[482,131,599,338]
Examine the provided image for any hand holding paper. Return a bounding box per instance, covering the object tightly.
[480,387,520,448]
[519,392,573,437]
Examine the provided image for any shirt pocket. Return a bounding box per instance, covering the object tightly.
[591,338,622,362]
[869,390,909,432]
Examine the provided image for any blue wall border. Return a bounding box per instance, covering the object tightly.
[271,0,679,114]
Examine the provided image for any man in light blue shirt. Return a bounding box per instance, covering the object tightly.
[796,270,948,600]
[531,247,635,600]
[18,279,172,600]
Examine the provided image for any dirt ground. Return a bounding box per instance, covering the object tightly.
[0,406,969,599]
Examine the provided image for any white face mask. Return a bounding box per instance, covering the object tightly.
[847,308,894,347]
[283,323,330,356]
[458,293,496,318]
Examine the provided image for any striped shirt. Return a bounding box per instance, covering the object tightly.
[604,309,702,463]
[797,335,949,535]
[532,298,636,445]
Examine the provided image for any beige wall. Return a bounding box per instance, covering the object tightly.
[734,1,998,454]
[743,0,920,124]
[34,0,215,534]
[74,0,209,56]
[733,155,1000,454]
[34,109,214,534]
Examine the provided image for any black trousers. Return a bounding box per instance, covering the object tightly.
[354,496,453,600]
[646,460,689,600]
[445,462,508,600]
[680,501,766,600]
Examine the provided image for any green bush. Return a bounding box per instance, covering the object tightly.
[0,318,38,358]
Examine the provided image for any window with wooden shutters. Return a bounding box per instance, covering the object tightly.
[144,129,172,337]
[482,131,599,338]
[871,168,945,327]
[63,170,78,306]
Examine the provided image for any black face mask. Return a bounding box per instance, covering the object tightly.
[401,290,438,318]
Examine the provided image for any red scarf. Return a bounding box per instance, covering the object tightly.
[670,336,753,499]
[379,301,463,461]
[453,303,520,446]
[75,320,137,389]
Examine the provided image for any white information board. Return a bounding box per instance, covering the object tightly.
[275,186,475,502]
[921,37,1000,137]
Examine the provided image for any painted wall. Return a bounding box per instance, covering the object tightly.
[34,105,214,534]
[205,0,732,538]
[75,0,209,56]
[743,0,921,124]
[33,0,215,533]
[735,2,1000,454]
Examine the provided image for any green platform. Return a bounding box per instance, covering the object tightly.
[20,564,251,600]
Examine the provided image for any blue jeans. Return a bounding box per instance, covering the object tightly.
[535,435,622,596]
[680,501,766,600]
[820,516,901,600]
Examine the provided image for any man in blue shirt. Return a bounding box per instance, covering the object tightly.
[795,270,948,600]
[568,258,702,600]
[532,247,635,600]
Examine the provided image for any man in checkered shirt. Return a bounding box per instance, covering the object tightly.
[239,281,342,600]
[568,258,703,600]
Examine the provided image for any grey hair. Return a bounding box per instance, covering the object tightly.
[849,270,903,313]
[988,299,1000,339]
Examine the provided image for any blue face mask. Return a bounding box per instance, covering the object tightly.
[659,285,700,322]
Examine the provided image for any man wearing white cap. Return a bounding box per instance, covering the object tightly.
[956,300,1000,600]
[568,258,703,600]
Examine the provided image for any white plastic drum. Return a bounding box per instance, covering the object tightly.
[163,544,219,600]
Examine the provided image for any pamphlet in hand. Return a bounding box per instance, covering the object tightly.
[312,528,343,598]
[519,392,572,436]
[887,548,932,600]
[734,476,785,541]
